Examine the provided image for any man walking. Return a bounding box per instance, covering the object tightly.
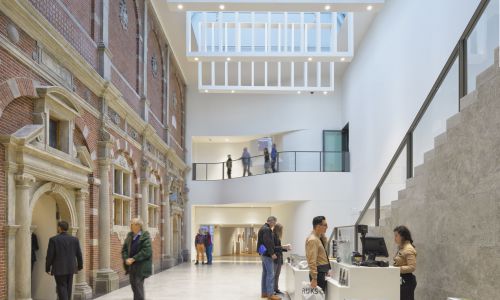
[195,229,206,265]
[122,218,152,300]
[257,216,280,300]
[45,220,83,300]
[306,216,331,294]
[241,147,252,176]
[226,154,233,179]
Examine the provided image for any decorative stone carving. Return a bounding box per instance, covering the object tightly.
[151,54,159,78]
[119,0,129,30]
[149,227,159,241]
[39,48,73,90]
[146,142,152,153]
[100,128,112,142]
[84,90,91,102]
[6,23,20,44]
[112,225,130,244]
[141,158,150,171]
[108,108,121,126]
[128,126,139,141]
[114,155,131,171]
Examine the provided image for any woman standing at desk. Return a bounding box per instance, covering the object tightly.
[393,226,417,300]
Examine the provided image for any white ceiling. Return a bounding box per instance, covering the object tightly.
[151,0,382,88]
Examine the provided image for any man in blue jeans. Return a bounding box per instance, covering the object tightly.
[204,231,213,265]
[257,216,280,300]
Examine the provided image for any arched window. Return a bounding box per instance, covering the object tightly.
[148,172,160,228]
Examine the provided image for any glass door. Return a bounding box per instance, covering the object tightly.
[323,130,342,171]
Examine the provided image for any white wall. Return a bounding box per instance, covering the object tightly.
[341,0,482,212]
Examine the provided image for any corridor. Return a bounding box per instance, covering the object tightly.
[96,256,290,300]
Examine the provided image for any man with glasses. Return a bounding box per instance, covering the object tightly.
[306,216,331,294]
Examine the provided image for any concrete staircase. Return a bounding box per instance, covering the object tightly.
[371,48,500,299]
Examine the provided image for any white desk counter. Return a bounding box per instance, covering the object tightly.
[327,261,400,300]
[285,262,310,300]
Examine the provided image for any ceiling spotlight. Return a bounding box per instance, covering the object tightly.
[194,57,199,61]
[324,5,331,11]
[219,4,225,10]
[177,4,184,10]
[323,91,328,95]
[297,91,301,94]
[231,90,235,93]
[204,89,209,93]
[308,57,313,61]
[226,57,231,61]
[340,57,345,62]
[367,5,373,11]
[225,138,230,142]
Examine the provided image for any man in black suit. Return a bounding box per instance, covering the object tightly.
[45,220,83,300]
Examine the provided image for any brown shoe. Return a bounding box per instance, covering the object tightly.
[268,295,281,300]
[261,294,268,298]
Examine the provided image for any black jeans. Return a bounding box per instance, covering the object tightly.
[130,264,145,300]
[273,261,282,291]
[309,272,327,294]
[227,169,231,179]
[401,273,417,300]
[54,274,73,300]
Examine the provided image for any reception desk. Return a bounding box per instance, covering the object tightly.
[285,261,400,300]
[327,262,400,300]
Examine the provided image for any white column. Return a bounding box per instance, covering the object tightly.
[15,173,35,300]
[74,190,92,300]
[94,137,119,294]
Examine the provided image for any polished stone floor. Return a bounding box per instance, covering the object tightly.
[96,256,290,300]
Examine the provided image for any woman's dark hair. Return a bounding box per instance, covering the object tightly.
[312,216,326,228]
[394,225,414,246]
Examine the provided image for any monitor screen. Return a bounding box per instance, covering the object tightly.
[362,236,389,258]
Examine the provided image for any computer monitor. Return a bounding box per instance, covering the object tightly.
[361,236,389,261]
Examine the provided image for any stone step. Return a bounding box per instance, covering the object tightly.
[414,164,426,177]
[406,177,417,188]
[446,113,462,131]
[434,132,448,148]
[423,148,435,163]
[476,47,500,86]
[459,90,478,110]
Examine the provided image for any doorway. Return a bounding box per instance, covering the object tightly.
[31,193,72,300]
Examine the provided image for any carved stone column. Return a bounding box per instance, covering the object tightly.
[94,134,119,294]
[15,173,35,300]
[73,189,92,299]
[140,158,150,229]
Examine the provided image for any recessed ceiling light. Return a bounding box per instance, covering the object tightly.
[325,5,331,11]
[225,138,230,142]
[219,4,225,10]
[308,57,313,61]
[194,57,199,61]
[340,57,345,62]
[367,5,373,11]
[177,4,183,10]
[297,91,301,94]
[323,91,328,95]
[226,57,231,61]
[204,89,209,93]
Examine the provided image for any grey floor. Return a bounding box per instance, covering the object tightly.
[96,256,290,300]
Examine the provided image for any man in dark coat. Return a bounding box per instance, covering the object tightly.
[45,220,83,300]
[122,218,152,300]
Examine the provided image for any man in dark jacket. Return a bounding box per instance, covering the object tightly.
[122,218,152,300]
[257,216,280,300]
[45,220,83,300]
[226,154,233,179]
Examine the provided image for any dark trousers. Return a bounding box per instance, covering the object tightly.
[227,169,231,179]
[401,274,417,300]
[271,159,277,172]
[54,274,73,300]
[309,272,327,294]
[130,265,145,300]
[273,261,283,291]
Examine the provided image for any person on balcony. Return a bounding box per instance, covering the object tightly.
[271,144,278,172]
[393,225,417,300]
[264,148,271,174]
[226,154,233,179]
[241,147,252,176]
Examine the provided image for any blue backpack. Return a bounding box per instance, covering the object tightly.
[258,244,267,255]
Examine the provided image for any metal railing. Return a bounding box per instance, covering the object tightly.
[351,0,498,251]
[192,150,350,181]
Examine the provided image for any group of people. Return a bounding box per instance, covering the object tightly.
[45,218,152,300]
[225,144,279,179]
[194,229,213,265]
[257,216,418,300]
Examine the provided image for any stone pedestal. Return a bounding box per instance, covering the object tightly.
[162,254,177,269]
[73,282,93,300]
[94,270,120,294]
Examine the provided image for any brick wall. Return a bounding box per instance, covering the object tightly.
[168,62,185,158]
[109,0,140,93]
[147,28,163,123]
[29,0,99,70]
